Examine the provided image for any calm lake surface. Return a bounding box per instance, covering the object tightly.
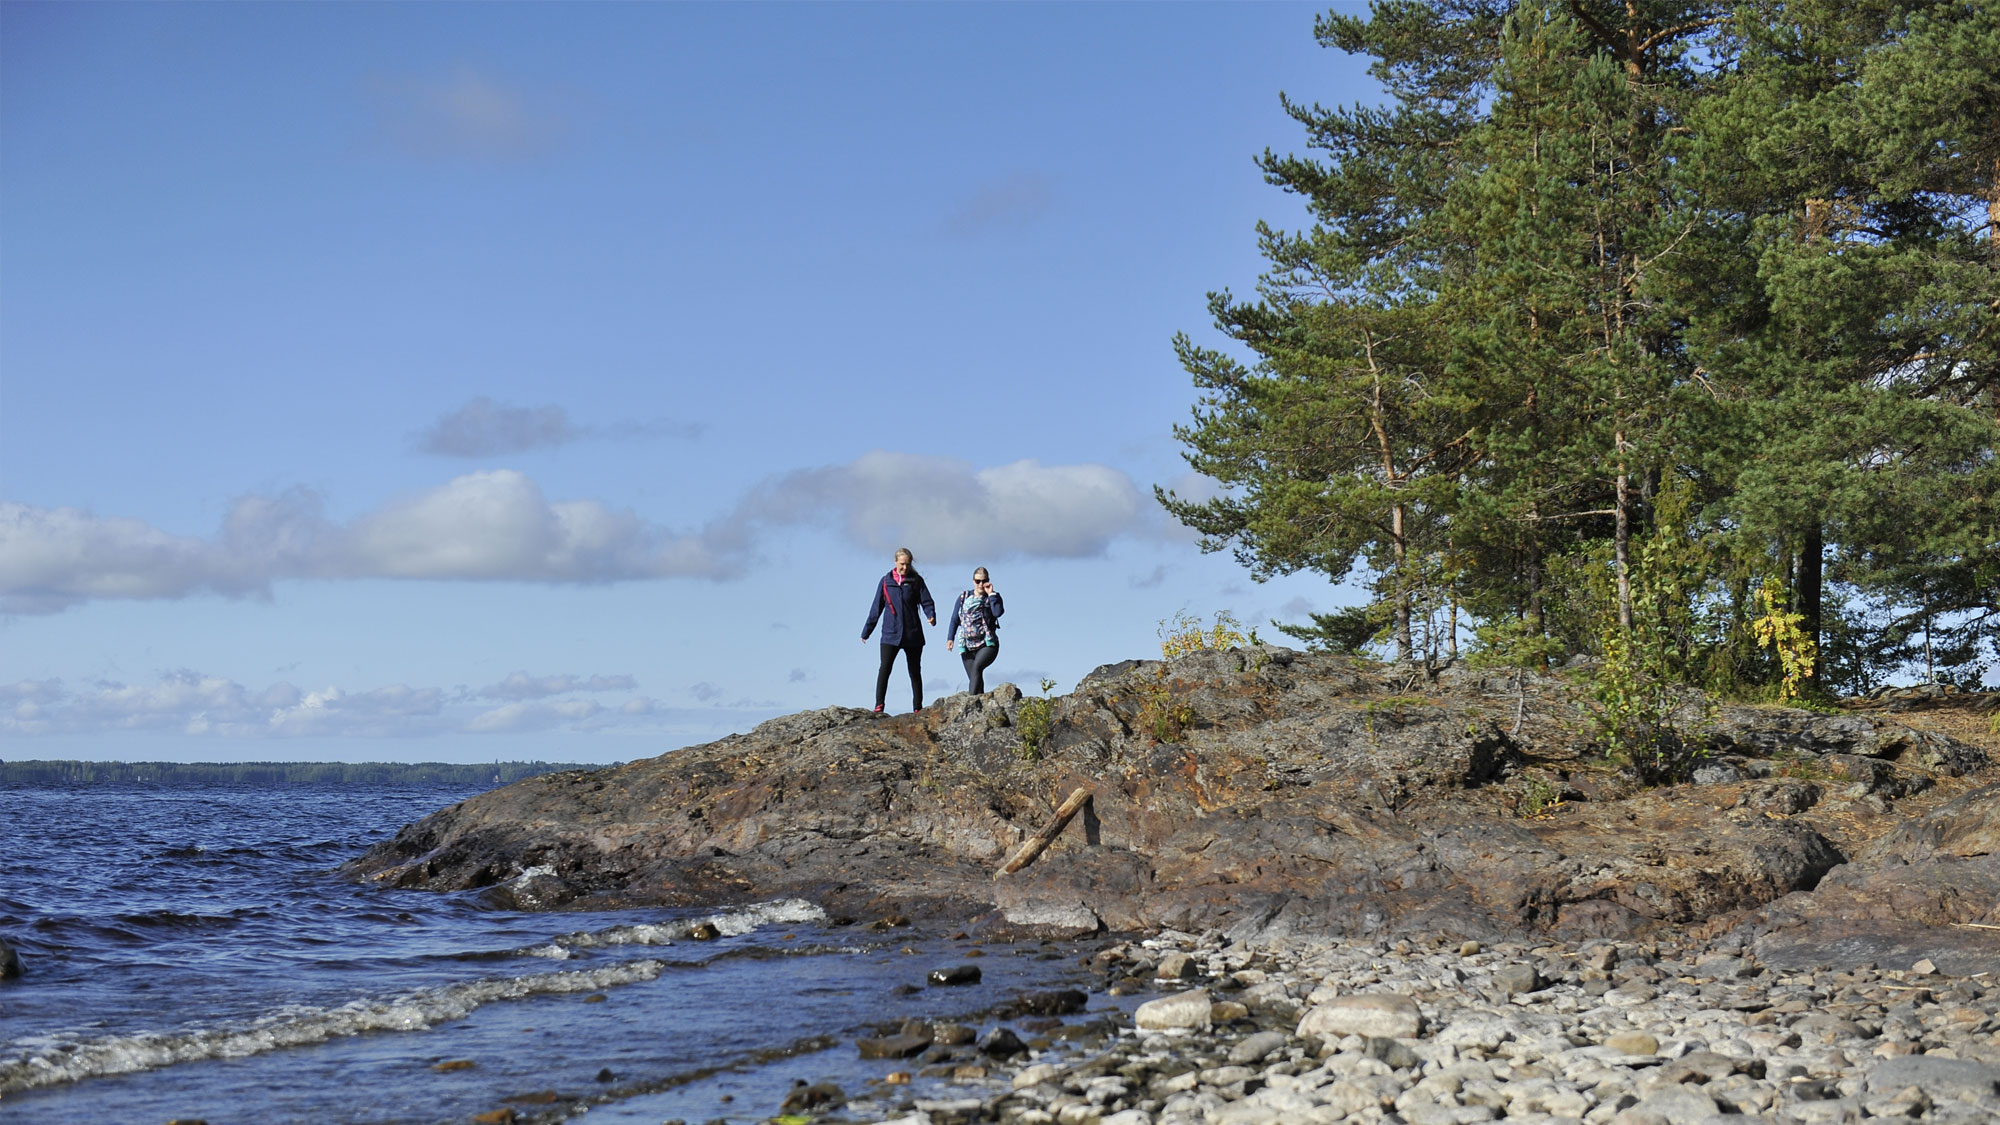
[0,781,1106,1124]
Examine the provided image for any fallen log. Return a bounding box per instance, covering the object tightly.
[996,787,1092,878]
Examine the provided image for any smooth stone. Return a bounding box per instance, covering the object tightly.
[1212,1000,1250,1021]
[1492,963,1544,996]
[1135,988,1213,1030]
[1297,993,1425,1040]
[1228,1029,1288,1064]
[928,964,982,986]
[1865,1055,2000,1099]
[1625,1086,1720,1125]
[1155,951,1196,979]
[1013,1062,1062,1089]
[1366,1035,1422,1069]
[1607,1031,1660,1056]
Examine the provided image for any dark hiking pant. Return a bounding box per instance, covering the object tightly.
[961,642,999,695]
[877,642,923,710]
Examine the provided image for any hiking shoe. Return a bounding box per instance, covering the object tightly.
[872,704,885,714]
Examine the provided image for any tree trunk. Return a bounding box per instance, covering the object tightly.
[1391,501,1413,662]
[1797,525,1823,690]
[1614,432,1634,634]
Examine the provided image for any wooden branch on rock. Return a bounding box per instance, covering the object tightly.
[996,787,1092,878]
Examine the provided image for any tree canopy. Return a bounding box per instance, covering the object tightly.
[1165,0,2000,695]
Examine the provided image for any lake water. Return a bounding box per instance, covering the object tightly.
[0,781,1108,1124]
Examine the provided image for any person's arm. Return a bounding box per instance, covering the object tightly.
[920,578,937,625]
[986,592,1003,624]
[862,582,884,640]
[947,594,963,644]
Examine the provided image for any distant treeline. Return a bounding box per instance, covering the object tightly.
[0,760,604,787]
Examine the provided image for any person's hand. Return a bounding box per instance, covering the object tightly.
[929,618,938,626]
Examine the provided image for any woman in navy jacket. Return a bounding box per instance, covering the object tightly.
[861,547,936,713]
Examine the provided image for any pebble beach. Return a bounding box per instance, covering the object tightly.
[826,928,2000,1125]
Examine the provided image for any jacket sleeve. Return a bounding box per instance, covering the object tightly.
[947,594,963,643]
[919,578,937,622]
[862,581,885,640]
[986,593,1004,627]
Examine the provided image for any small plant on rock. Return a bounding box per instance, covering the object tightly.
[1158,609,1248,658]
[1517,777,1566,820]
[1136,668,1198,743]
[1014,678,1059,760]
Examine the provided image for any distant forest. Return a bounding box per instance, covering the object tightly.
[0,760,603,787]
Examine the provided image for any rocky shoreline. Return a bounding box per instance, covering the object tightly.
[346,647,1999,973]
[337,646,2000,1123]
[820,926,2000,1125]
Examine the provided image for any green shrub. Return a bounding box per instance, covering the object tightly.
[1159,609,1247,658]
[1136,669,1198,742]
[1014,678,1059,760]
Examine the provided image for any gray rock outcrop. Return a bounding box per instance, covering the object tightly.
[345,648,1995,968]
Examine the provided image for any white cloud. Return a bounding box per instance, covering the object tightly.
[1,454,1152,613]
[368,65,566,162]
[480,671,638,701]
[738,452,1145,563]
[0,471,730,613]
[416,398,702,458]
[465,699,602,734]
[1,673,684,739]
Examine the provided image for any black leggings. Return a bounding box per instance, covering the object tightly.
[877,642,923,710]
[961,642,999,695]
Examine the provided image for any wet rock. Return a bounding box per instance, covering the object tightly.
[432,1059,477,1072]
[779,1080,845,1113]
[978,1027,1026,1057]
[1155,951,1195,980]
[0,938,20,981]
[687,921,720,941]
[594,1068,615,1082]
[932,1022,976,1046]
[857,1032,931,1059]
[1015,988,1087,1016]
[1134,988,1212,1030]
[927,964,981,986]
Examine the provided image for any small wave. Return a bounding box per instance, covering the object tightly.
[525,899,828,958]
[700,898,827,937]
[0,959,666,1094]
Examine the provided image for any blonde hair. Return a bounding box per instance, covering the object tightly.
[973,567,989,581]
[894,548,914,565]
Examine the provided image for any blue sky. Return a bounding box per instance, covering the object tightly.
[1,2,1382,763]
